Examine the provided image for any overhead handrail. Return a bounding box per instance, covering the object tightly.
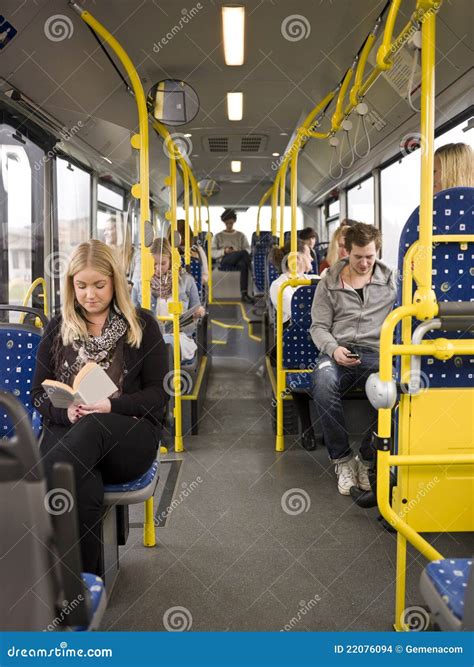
[256,186,273,236]
[20,277,49,326]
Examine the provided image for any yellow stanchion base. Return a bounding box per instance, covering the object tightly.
[143,497,156,547]
[160,446,168,455]
[175,435,184,453]
[276,435,285,452]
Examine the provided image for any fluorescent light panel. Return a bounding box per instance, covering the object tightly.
[222,5,245,66]
[231,160,241,173]
[227,92,243,121]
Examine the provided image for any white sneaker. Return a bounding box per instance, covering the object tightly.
[355,456,371,491]
[335,459,357,495]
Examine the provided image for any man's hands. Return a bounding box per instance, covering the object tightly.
[224,247,235,254]
[333,346,361,367]
[68,399,112,423]
[193,306,206,319]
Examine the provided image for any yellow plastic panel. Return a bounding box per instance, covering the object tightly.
[393,389,474,532]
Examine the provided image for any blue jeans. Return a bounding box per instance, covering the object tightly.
[311,346,379,465]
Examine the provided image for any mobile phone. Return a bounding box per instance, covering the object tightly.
[345,351,360,359]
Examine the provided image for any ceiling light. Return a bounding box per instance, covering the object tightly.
[227,92,243,121]
[184,133,192,138]
[280,132,288,136]
[272,152,280,157]
[231,160,242,173]
[222,5,245,66]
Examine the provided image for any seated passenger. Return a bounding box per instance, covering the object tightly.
[299,227,318,261]
[150,238,205,362]
[318,219,356,274]
[211,208,253,303]
[176,219,209,284]
[32,240,168,574]
[433,142,473,193]
[269,241,319,451]
[310,223,396,495]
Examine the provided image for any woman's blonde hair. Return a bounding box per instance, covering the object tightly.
[150,237,173,260]
[325,225,350,266]
[61,240,143,348]
[435,143,474,190]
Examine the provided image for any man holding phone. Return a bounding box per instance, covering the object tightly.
[309,223,396,495]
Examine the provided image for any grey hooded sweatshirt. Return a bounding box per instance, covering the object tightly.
[310,258,397,357]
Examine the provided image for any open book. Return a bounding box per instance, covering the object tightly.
[42,362,118,409]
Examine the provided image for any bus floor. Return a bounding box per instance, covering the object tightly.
[102,310,472,631]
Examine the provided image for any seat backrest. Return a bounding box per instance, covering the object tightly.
[0,392,91,630]
[266,260,280,291]
[283,284,319,370]
[189,257,203,299]
[0,306,47,438]
[397,187,473,388]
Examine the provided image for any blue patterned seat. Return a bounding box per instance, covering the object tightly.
[76,573,107,631]
[252,231,274,294]
[283,284,319,391]
[396,187,474,387]
[103,459,159,505]
[420,558,473,630]
[0,324,43,438]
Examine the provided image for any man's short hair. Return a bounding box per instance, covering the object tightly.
[299,227,318,241]
[344,222,381,252]
[221,208,236,222]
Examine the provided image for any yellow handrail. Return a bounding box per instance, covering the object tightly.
[256,186,273,236]
[202,196,213,304]
[71,4,152,311]
[20,277,49,325]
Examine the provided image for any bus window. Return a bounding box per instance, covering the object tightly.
[347,176,374,226]
[56,158,91,256]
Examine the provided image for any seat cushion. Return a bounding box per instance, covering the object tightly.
[425,558,472,620]
[103,460,159,493]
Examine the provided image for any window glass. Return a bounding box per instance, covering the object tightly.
[380,117,473,270]
[0,125,45,316]
[56,158,91,255]
[347,176,374,225]
[97,182,124,210]
[176,205,304,242]
[328,200,340,217]
[327,218,339,239]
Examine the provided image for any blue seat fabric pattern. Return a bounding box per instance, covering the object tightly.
[425,558,472,621]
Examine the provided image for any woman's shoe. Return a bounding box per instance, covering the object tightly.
[349,485,377,508]
[301,431,317,451]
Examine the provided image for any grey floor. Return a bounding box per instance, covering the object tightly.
[102,305,472,631]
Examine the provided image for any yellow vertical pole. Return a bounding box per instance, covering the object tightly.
[394,534,408,631]
[182,163,191,266]
[202,196,213,304]
[70,6,152,309]
[414,5,437,319]
[168,146,184,453]
[275,284,286,452]
[279,159,288,248]
[271,172,280,238]
[289,135,301,278]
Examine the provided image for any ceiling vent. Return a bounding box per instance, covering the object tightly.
[207,136,229,153]
[241,135,263,152]
[204,134,268,154]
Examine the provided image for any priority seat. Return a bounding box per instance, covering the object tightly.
[0,392,106,631]
[420,558,473,630]
[0,305,48,438]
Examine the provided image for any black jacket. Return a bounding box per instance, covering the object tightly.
[32,309,169,428]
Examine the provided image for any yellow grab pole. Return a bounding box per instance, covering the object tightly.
[331,65,354,132]
[414,4,437,319]
[349,27,379,106]
[279,158,289,248]
[203,196,213,304]
[376,0,403,69]
[271,171,281,238]
[257,186,273,236]
[71,4,152,310]
[289,134,303,278]
[182,162,191,265]
[20,277,49,325]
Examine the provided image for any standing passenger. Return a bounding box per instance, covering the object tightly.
[32,240,168,574]
[310,223,396,495]
[211,209,253,303]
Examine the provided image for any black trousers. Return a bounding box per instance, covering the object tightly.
[40,414,159,574]
[219,250,251,292]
